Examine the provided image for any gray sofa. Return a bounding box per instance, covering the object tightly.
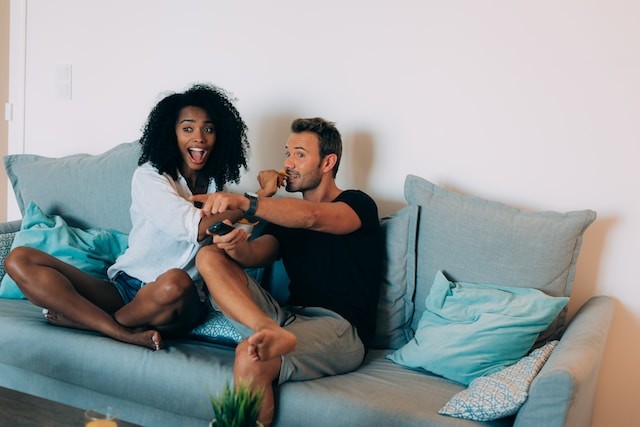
[0,142,613,427]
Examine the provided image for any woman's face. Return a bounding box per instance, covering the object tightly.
[175,106,216,178]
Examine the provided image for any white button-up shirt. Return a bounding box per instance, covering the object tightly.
[107,162,215,285]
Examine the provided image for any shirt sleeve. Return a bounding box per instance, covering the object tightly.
[129,164,202,244]
[336,190,380,232]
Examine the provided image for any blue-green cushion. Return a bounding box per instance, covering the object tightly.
[371,205,418,349]
[4,142,140,234]
[0,202,129,299]
[404,175,596,343]
[387,271,568,385]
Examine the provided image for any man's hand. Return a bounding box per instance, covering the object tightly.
[191,193,248,216]
[257,169,287,198]
[208,219,251,251]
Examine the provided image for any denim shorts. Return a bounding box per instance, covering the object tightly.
[111,271,145,304]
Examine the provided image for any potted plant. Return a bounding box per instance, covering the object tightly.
[209,380,264,427]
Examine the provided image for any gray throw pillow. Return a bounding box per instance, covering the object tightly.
[4,142,140,234]
[404,175,596,343]
[371,205,418,349]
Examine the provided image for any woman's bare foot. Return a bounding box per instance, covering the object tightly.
[247,324,296,361]
[43,308,163,351]
[43,308,89,330]
[124,330,163,351]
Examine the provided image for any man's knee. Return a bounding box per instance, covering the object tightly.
[196,245,227,273]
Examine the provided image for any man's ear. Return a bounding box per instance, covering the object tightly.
[321,154,338,174]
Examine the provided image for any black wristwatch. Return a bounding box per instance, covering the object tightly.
[244,192,259,216]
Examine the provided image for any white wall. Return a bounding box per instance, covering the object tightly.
[7,1,640,425]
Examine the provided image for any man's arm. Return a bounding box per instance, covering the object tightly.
[192,193,362,235]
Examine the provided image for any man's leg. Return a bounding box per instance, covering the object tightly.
[196,246,296,360]
[196,245,296,424]
[233,341,281,427]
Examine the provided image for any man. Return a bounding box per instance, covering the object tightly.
[192,117,382,426]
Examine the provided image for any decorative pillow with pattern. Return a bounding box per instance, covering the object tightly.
[189,309,242,346]
[439,341,558,421]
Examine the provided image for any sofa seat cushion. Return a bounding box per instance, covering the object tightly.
[276,349,512,427]
[0,299,235,422]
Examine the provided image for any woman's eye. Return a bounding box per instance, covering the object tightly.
[183,127,192,132]
[204,127,215,133]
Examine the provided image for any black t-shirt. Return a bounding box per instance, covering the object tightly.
[264,190,383,347]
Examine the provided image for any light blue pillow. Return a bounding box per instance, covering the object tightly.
[387,271,568,385]
[0,202,129,299]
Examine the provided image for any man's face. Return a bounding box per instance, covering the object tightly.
[283,131,323,193]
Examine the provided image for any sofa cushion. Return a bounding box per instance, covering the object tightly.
[439,340,558,421]
[404,175,596,342]
[0,202,128,299]
[387,271,567,385]
[4,142,140,234]
[371,205,418,349]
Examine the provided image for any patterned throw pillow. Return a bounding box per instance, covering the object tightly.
[0,232,17,281]
[189,309,242,346]
[439,341,558,421]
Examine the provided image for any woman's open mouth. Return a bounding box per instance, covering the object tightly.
[188,148,208,164]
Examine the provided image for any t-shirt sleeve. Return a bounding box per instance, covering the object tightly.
[336,190,380,232]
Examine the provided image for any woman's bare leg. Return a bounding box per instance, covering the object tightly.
[4,246,161,350]
[114,268,206,337]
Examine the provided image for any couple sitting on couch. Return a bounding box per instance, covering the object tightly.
[3,83,382,426]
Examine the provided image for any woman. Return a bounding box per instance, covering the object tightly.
[4,83,249,350]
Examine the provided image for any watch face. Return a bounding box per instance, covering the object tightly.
[245,192,258,199]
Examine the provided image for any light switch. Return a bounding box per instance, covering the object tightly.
[56,64,72,100]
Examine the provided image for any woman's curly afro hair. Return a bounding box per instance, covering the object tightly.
[138,83,249,190]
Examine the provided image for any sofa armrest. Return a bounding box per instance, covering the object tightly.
[514,295,614,427]
[0,220,21,234]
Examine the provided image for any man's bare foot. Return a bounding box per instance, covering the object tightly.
[247,324,296,361]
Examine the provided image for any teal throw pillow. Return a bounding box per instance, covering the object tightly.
[189,309,242,346]
[387,271,568,385]
[0,202,129,299]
